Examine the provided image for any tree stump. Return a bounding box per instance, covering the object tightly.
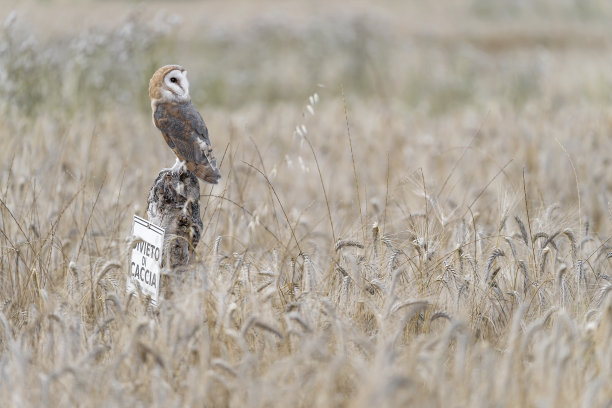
[146,169,203,274]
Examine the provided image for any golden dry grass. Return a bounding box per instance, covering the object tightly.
[1,1,612,406]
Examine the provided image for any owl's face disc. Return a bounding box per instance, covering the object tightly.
[163,69,189,100]
[149,65,190,105]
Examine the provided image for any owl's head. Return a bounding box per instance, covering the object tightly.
[149,65,190,108]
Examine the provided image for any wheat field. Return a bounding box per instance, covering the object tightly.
[1,1,612,406]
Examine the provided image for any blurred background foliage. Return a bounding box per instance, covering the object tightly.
[1,0,612,120]
[0,9,394,117]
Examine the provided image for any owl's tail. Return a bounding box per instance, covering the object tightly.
[194,163,221,184]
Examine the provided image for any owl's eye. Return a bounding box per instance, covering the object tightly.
[170,77,177,83]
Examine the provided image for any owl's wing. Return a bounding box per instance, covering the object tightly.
[154,102,221,184]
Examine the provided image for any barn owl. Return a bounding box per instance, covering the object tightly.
[149,65,221,184]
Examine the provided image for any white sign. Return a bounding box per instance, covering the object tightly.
[128,215,165,305]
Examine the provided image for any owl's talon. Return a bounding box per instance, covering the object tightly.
[168,158,186,174]
[161,159,186,176]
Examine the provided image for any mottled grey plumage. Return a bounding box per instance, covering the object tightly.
[154,101,221,184]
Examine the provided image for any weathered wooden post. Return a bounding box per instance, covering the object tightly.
[146,168,203,296]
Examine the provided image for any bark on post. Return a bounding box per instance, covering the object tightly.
[146,168,202,281]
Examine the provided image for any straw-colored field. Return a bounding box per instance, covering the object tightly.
[1,1,612,406]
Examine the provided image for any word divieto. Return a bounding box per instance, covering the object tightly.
[133,240,161,262]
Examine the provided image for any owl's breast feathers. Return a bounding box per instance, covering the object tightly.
[154,102,221,184]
